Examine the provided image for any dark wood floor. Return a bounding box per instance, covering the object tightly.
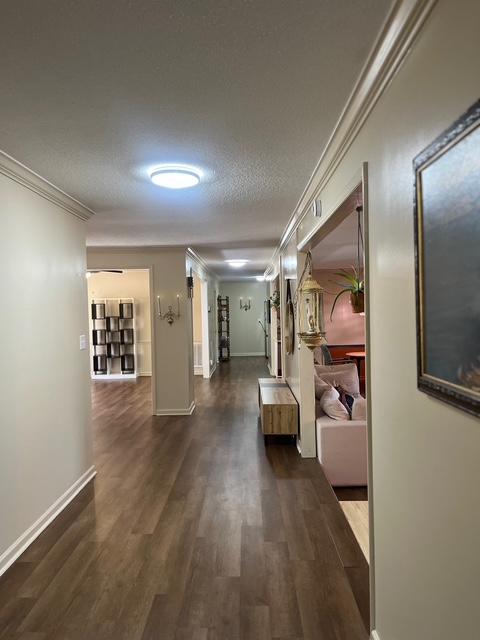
[0,357,369,639]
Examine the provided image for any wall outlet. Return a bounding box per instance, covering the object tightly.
[79,335,87,350]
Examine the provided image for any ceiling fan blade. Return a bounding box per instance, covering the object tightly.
[88,269,124,274]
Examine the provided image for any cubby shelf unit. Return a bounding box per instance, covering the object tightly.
[89,297,137,380]
[217,295,230,362]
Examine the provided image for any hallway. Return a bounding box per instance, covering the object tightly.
[0,358,369,639]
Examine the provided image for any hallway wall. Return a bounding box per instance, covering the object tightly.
[87,247,195,415]
[219,281,267,356]
[0,156,93,574]
[289,1,480,637]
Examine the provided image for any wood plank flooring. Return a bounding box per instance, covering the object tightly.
[0,357,369,639]
[340,503,369,563]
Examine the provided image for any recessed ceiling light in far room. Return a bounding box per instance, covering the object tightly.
[150,166,200,189]
[225,259,248,268]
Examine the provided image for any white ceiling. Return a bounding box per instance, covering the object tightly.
[311,208,360,269]
[0,0,392,279]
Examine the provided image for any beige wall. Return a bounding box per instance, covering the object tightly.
[0,166,93,572]
[286,0,480,636]
[219,281,268,356]
[87,269,152,375]
[87,247,195,414]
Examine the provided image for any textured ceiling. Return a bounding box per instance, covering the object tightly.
[0,0,392,278]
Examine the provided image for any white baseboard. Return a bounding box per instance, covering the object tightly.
[138,371,152,377]
[0,465,96,577]
[231,352,265,356]
[91,373,138,381]
[371,631,381,640]
[194,366,203,375]
[155,400,195,416]
[207,363,217,378]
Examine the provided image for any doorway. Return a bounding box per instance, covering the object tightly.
[86,268,153,408]
[305,175,371,609]
[191,270,210,379]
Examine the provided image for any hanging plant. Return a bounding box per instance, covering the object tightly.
[330,203,365,319]
[270,290,280,310]
[330,266,365,319]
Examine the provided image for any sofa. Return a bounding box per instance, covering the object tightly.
[314,362,368,486]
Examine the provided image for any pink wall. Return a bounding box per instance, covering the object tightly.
[314,269,365,345]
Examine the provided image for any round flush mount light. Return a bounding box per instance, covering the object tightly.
[225,259,249,269]
[150,165,200,189]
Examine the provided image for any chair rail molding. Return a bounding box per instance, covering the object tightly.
[0,150,95,221]
[265,0,437,275]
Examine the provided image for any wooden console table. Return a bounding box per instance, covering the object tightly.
[258,378,298,439]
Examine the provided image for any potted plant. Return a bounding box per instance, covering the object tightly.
[330,266,364,318]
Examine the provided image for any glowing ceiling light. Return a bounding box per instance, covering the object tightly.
[256,276,265,281]
[225,260,248,268]
[150,165,200,189]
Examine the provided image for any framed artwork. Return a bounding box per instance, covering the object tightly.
[413,99,480,417]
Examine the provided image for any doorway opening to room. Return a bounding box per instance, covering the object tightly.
[191,269,210,379]
[305,176,371,620]
[86,268,153,408]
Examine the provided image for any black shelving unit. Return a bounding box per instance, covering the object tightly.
[217,295,230,361]
[91,298,136,377]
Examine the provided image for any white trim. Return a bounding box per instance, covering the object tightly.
[231,352,265,357]
[0,465,96,577]
[208,363,217,378]
[0,150,95,221]
[155,401,195,416]
[371,631,381,640]
[194,365,203,375]
[186,247,217,281]
[266,0,437,271]
[138,371,152,377]
[91,373,138,381]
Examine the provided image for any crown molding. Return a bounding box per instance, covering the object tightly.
[271,0,437,265]
[0,150,95,221]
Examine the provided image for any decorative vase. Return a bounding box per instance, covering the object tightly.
[350,291,365,314]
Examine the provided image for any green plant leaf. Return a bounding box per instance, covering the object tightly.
[330,288,350,320]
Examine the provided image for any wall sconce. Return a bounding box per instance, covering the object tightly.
[239,297,251,311]
[157,295,181,325]
[295,251,326,350]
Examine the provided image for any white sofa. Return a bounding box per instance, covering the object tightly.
[316,407,367,486]
[314,361,368,486]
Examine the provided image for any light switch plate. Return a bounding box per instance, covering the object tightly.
[79,335,87,350]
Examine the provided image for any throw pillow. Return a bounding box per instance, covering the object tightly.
[320,385,350,421]
[314,362,360,396]
[352,395,367,420]
[314,371,330,400]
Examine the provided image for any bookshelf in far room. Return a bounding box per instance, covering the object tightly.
[90,298,136,379]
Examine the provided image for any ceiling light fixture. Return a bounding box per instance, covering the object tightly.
[256,276,265,281]
[225,260,248,268]
[150,165,200,189]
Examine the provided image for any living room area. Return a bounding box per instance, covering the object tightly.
[309,183,369,562]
